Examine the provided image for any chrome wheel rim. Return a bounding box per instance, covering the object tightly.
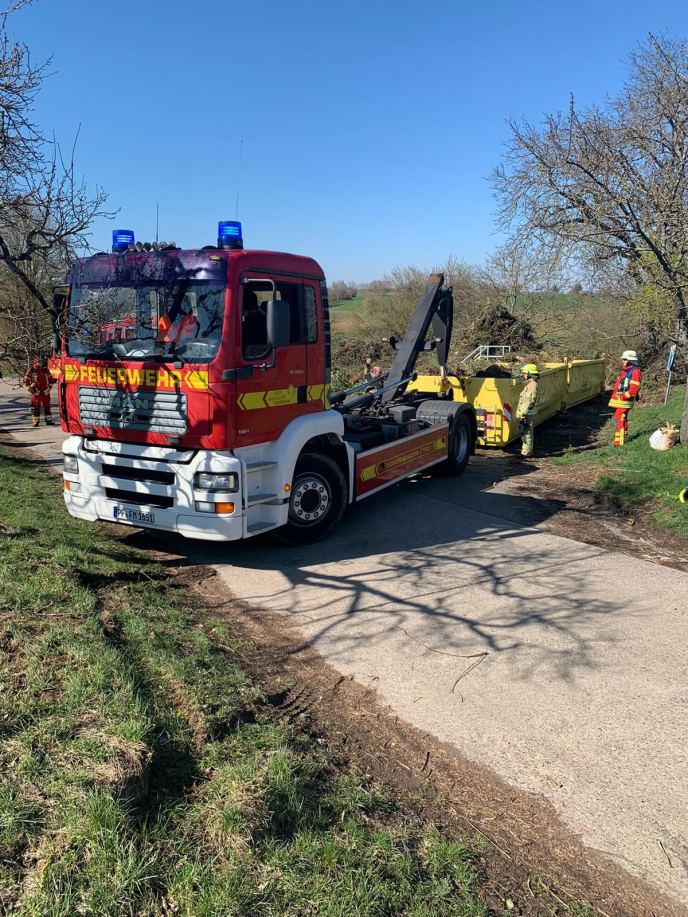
[289,473,332,527]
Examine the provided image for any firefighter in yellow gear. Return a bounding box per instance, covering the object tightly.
[516,364,540,457]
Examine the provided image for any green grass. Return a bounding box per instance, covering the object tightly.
[330,291,366,312]
[0,445,493,916]
[331,290,609,314]
[553,389,688,538]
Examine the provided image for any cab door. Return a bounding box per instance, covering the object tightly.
[303,280,328,410]
[234,271,308,449]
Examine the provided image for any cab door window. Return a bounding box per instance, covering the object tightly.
[241,280,304,360]
[304,284,318,344]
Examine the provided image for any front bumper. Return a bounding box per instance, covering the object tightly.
[62,436,244,541]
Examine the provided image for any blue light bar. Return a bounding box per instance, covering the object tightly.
[112,229,135,253]
[217,220,243,250]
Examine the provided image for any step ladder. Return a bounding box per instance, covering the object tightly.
[243,459,283,536]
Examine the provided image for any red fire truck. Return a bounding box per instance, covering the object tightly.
[59,223,476,544]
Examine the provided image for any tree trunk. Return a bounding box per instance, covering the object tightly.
[681,375,688,446]
[678,319,688,446]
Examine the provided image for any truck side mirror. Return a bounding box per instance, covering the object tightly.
[266,300,290,347]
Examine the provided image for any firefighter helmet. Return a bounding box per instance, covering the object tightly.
[621,350,639,364]
[521,363,539,377]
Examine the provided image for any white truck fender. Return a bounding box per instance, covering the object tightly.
[235,409,349,493]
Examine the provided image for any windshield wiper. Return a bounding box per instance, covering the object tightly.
[119,343,182,362]
[75,346,117,360]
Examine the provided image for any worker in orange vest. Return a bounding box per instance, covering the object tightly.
[23,354,54,427]
[157,298,199,344]
[609,350,642,446]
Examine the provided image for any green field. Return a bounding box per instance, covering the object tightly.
[330,291,365,312]
[553,389,688,538]
[330,291,612,315]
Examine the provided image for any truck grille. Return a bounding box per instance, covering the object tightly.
[79,387,187,435]
[104,487,174,509]
[101,463,175,486]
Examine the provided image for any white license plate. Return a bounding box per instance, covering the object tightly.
[113,506,156,525]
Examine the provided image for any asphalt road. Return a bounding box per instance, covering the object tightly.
[2,380,687,905]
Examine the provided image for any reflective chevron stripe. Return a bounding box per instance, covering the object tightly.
[237,382,331,411]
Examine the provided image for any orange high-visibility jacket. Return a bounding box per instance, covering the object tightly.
[608,366,641,409]
[157,312,198,343]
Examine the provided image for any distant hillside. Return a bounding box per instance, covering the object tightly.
[513,291,624,312]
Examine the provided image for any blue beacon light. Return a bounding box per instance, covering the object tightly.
[218,221,243,250]
[112,229,135,253]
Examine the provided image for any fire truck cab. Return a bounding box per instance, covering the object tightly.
[60,223,476,544]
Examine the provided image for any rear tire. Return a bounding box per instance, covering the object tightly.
[275,451,347,546]
[442,412,473,476]
[415,400,474,477]
[436,411,473,478]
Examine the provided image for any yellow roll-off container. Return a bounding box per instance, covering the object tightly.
[410,359,606,447]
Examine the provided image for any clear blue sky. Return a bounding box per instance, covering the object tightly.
[12,0,687,281]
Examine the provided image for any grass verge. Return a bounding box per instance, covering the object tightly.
[552,389,688,538]
[0,443,496,916]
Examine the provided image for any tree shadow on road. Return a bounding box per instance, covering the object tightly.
[138,473,619,687]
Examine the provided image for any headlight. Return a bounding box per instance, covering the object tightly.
[63,455,79,473]
[194,472,238,492]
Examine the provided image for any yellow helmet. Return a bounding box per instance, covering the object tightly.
[521,363,539,377]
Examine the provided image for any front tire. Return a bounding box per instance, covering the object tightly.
[275,451,347,546]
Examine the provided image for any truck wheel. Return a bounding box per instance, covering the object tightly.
[443,412,472,476]
[275,451,347,546]
[416,400,474,477]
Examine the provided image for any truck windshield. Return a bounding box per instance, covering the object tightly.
[66,256,227,363]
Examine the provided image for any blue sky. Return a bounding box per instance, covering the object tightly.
[12,0,688,281]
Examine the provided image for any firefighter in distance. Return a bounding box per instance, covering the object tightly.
[24,354,54,427]
[609,350,642,446]
[516,363,540,457]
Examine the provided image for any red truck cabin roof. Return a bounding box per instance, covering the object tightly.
[66,249,326,285]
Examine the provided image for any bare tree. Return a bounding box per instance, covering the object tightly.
[491,33,688,442]
[328,280,358,302]
[352,256,484,357]
[0,1,113,356]
[480,238,568,314]
[0,215,70,373]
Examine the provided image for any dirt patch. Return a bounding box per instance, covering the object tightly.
[190,570,684,917]
[511,459,688,569]
[476,398,688,571]
[74,727,151,803]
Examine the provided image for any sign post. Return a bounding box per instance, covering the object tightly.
[664,344,677,405]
